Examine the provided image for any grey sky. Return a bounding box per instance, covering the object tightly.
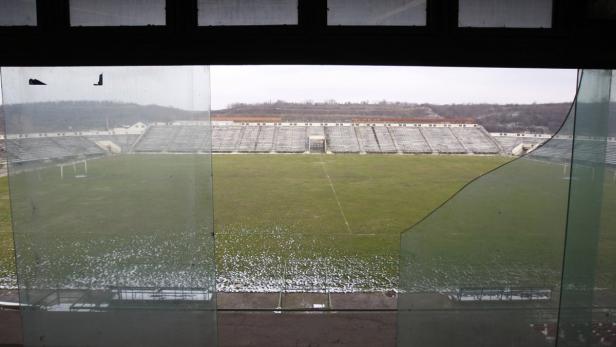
[0,66,210,110]
[1,66,576,110]
[210,66,577,110]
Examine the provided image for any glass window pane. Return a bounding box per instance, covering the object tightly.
[70,0,165,26]
[398,80,576,345]
[1,66,216,346]
[558,70,614,344]
[589,71,616,346]
[328,0,426,26]
[458,0,552,28]
[198,0,298,26]
[0,0,36,26]
[397,70,616,347]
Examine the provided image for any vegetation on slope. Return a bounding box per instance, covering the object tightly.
[1,100,570,134]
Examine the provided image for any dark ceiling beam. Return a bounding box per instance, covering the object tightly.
[298,0,327,30]
[166,0,197,31]
[0,30,609,68]
[36,0,69,28]
[0,0,614,68]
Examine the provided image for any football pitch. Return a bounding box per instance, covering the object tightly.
[2,153,585,292]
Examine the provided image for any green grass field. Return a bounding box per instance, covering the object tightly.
[1,153,615,293]
[0,154,509,291]
[0,176,14,289]
[214,154,510,291]
[400,156,616,294]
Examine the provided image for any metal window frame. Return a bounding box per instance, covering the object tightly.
[0,0,613,68]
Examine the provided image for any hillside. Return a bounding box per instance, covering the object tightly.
[429,103,571,133]
[0,100,572,134]
[214,101,571,133]
[0,101,208,133]
[213,101,439,120]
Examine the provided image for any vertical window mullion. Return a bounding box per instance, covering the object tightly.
[298,0,326,30]
[166,0,197,31]
[36,0,69,28]
[427,0,458,35]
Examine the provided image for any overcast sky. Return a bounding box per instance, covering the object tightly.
[210,66,577,110]
[0,66,210,110]
[1,66,577,109]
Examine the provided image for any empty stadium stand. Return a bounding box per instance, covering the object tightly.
[212,126,242,152]
[607,142,616,166]
[275,126,307,153]
[168,126,210,153]
[307,126,325,138]
[86,123,511,156]
[421,127,468,154]
[132,125,207,153]
[6,137,105,163]
[237,126,260,152]
[451,127,500,154]
[325,127,360,153]
[529,138,572,162]
[356,127,381,153]
[255,126,276,152]
[494,136,547,154]
[373,127,398,153]
[389,127,432,153]
[86,134,141,152]
[133,126,179,152]
[13,123,615,166]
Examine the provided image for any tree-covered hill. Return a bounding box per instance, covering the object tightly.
[0,100,572,134]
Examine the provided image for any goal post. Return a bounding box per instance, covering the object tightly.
[60,160,88,179]
[308,135,326,153]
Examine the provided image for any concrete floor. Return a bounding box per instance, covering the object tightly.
[0,309,396,347]
[0,291,397,347]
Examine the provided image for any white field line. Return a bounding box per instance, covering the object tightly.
[318,157,352,234]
